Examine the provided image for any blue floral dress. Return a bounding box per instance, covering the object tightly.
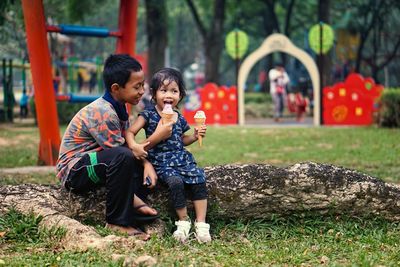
[140,106,205,184]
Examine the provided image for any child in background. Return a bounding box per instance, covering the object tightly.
[19,90,29,119]
[126,68,211,243]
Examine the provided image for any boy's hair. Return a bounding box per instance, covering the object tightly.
[103,54,142,91]
[150,67,187,103]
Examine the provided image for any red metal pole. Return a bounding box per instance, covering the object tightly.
[116,0,139,114]
[22,0,61,165]
[116,0,138,56]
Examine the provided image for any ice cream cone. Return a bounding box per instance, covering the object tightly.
[161,104,174,124]
[193,111,206,147]
[162,113,174,124]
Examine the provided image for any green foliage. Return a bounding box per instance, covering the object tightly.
[29,98,86,125]
[376,88,400,128]
[0,208,43,244]
[244,92,271,104]
[56,102,86,124]
[0,208,65,248]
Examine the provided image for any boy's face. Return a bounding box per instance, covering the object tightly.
[113,70,145,105]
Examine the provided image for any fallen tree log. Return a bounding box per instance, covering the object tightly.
[1,162,400,249]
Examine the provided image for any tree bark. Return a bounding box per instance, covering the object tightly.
[185,0,225,84]
[2,162,400,249]
[145,0,168,79]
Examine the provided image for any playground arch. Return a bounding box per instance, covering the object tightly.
[238,33,320,126]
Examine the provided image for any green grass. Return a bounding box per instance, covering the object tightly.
[1,210,400,266]
[2,125,398,183]
[1,123,400,266]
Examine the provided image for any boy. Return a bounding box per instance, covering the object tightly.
[56,54,172,239]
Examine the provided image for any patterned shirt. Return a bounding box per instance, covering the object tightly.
[56,98,129,184]
[140,106,205,184]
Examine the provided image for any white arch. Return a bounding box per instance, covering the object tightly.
[238,33,320,125]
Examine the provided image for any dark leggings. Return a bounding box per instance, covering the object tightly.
[64,146,144,226]
[163,176,208,209]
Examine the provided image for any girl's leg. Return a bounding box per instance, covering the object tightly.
[164,176,191,242]
[189,183,211,243]
[193,199,207,222]
[164,176,188,219]
[189,183,208,222]
[176,207,189,221]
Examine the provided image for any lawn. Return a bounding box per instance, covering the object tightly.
[0,123,399,266]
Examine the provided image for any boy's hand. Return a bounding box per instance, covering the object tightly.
[194,124,207,140]
[154,120,173,140]
[143,160,157,189]
[130,142,150,160]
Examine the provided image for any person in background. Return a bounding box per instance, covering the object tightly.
[19,89,29,119]
[269,63,290,122]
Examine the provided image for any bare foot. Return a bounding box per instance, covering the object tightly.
[134,204,158,215]
[133,195,158,215]
[105,223,150,241]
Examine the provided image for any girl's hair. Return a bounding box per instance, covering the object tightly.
[150,68,187,104]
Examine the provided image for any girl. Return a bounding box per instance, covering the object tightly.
[126,68,211,243]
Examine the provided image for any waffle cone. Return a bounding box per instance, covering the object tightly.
[162,113,174,124]
[194,118,206,125]
[194,118,206,147]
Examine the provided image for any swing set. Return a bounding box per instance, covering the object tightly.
[21,0,139,165]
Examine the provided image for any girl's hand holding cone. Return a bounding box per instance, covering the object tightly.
[195,124,207,147]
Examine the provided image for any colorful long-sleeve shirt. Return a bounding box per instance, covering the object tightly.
[56,97,129,184]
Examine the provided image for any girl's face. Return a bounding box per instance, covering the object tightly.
[155,79,181,109]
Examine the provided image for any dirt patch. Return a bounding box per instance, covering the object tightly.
[0,166,55,175]
[0,135,38,148]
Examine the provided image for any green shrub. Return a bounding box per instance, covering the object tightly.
[244,92,272,104]
[376,89,400,128]
[29,98,87,125]
[56,102,86,124]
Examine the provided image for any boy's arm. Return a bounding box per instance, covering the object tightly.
[142,158,157,189]
[126,116,149,160]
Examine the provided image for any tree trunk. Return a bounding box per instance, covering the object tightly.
[145,0,168,79]
[318,0,333,86]
[186,0,225,84]
[2,162,400,249]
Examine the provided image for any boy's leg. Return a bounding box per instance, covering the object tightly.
[65,146,141,226]
[95,146,141,226]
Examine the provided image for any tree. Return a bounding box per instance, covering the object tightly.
[349,0,400,82]
[145,0,168,79]
[185,0,226,84]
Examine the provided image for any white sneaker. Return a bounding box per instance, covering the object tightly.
[173,220,191,243]
[194,221,211,243]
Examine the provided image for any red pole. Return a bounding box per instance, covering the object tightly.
[116,0,139,114]
[116,0,138,56]
[22,0,60,165]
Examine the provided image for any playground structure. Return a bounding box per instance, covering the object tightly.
[183,83,237,125]
[323,73,383,125]
[238,33,320,126]
[22,0,139,165]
